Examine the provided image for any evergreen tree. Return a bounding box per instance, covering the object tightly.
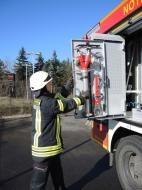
[49,51,63,89]
[0,59,5,79]
[14,47,30,97]
[60,59,72,85]
[14,47,28,81]
[0,59,9,80]
[43,52,72,92]
[0,59,4,73]
[43,59,50,72]
[34,52,44,72]
[27,62,33,77]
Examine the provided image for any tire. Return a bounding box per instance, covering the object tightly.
[115,135,142,190]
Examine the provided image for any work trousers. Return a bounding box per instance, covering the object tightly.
[30,155,66,190]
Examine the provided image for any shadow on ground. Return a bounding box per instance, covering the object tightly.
[67,153,110,190]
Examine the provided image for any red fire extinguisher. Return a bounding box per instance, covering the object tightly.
[92,74,102,116]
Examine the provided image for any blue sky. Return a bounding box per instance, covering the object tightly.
[0,0,122,68]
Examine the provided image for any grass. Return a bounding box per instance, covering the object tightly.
[0,97,32,116]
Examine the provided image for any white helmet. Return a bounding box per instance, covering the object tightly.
[30,71,52,91]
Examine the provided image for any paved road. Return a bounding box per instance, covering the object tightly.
[0,115,123,190]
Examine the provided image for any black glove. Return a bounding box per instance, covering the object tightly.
[58,76,74,98]
[60,86,69,98]
[64,76,74,92]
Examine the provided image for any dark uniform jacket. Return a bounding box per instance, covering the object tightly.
[31,92,83,162]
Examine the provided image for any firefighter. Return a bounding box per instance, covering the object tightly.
[29,71,85,190]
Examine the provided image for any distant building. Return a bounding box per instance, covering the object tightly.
[0,72,15,97]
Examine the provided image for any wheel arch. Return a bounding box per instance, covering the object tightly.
[111,127,142,152]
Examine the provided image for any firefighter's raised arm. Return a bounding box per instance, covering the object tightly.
[54,96,85,115]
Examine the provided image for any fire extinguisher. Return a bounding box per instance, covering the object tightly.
[92,74,102,116]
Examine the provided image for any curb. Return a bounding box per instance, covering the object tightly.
[0,114,32,121]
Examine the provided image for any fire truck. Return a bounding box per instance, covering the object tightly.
[72,1,142,190]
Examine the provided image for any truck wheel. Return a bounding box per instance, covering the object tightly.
[115,135,142,190]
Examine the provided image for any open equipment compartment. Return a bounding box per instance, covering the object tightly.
[72,33,126,119]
